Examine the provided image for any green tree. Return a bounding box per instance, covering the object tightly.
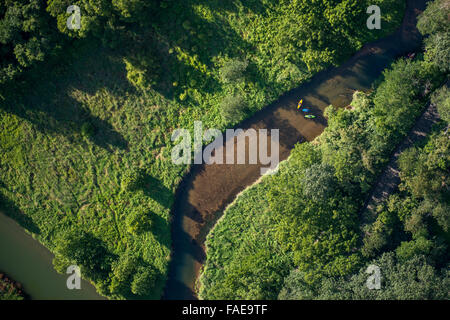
[301,163,337,202]
[423,33,450,73]
[432,85,450,123]
[396,237,434,262]
[131,266,157,296]
[54,230,114,281]
[417,0,449,36]
[110,251,137,294]
[125,209,153,234]
[219,58,248,84]
[0,0,59,83]
[46,0,158,38]
[417,0,450,72]
[220,95,248,124]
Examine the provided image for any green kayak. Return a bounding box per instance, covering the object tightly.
[305,115,316,119]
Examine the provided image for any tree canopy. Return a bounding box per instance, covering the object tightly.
[0,0,60,84]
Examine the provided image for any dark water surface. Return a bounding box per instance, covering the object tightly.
[0,212,103,299]
[163,0,429,300]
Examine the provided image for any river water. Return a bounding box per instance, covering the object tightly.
[163,0,429,300]
[0,212,103,299]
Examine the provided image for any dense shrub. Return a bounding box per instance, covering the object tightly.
[220,95,248,124]
[417,0,450,72]
[0,0,60,84]
[301,163,337,202]
[125,209,153,234]
[131,266,157,296]
[219,58,248,84]
[432,85,450,123]
[0,275,25,300]
[53,230,115,282]
[279,253,449,300]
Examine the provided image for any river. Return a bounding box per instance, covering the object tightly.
[0,0,428,301]
[0,212,103,299]
[163,0,429,300]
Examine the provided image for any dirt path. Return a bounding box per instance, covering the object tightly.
[360,101,441,230]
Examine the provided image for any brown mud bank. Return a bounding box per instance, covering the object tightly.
[164,0,429,300]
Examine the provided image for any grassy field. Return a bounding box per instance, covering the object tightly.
[0,0,406,298]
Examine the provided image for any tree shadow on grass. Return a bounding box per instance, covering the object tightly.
[129,209,171,249]
[150,212,171,249]
[136,174,174,209]
[0,190,41,235]
[0,0,294,154]
[0,41,130,153]
[136,0,263,100]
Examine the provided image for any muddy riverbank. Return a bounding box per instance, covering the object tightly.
[163,0,429,300]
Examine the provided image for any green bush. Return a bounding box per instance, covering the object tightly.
[220,95,248,124]
[125,209,153,234]
[81,122,96,138]
[417,0,450,72]
[53,230,114,282]
[219,58,248,84]
[301,163,337,202]
[109,251,137,295]
[121,168,145,192]
[0,0,59,84]
[0,276,25,300]
[432,85,450,122]
[131,266,157,296]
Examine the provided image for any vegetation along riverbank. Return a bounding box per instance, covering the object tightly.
[0,272,27,300]
[199,0,449,300]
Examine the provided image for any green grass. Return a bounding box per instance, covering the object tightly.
[0,0,406,299]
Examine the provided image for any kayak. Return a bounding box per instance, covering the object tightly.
[302,108,310,112]
[304,115,316,119]
[297,99,303,109]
